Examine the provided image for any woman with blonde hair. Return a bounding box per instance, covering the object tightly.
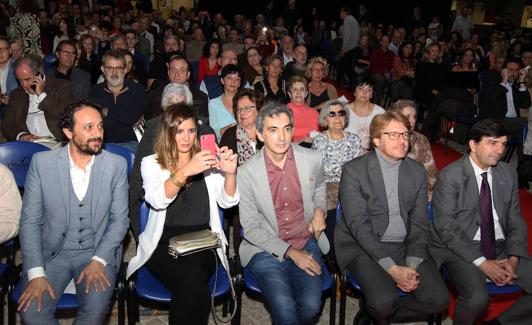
[305,56,338,110]
[127,104,239,325]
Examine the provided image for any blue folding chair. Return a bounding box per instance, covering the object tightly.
[0,141,50,188]
[126,201,234,325]
[337,203,442,325]
[103,143,136,175]
[234,228,337,325]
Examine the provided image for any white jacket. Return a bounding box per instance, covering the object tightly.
[126,154,239,279]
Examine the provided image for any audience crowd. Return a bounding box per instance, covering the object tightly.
[1,0,532,324]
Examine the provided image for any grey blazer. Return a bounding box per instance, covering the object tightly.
[19,146,130,274]
[238,144,329,267]
[430,156,529,266]
[334,150,429,273]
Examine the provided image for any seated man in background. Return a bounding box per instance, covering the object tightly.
[0,163,21,244]
[238,102,329,324]
[335,111,449,324]
[45,40,91,99]
[1,56,74,147]
[431,119,532,325]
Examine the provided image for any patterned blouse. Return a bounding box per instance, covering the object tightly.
[407,131,438,200]
[8,13,43,58]
[312,131,362,183]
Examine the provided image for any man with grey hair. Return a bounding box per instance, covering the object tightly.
[1,56,74,146]
[238,102,329,324]
[89,50,145,152]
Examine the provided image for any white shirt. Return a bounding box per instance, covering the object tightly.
[0,64,8,95]
[469,156,505,267]
[344,104,385,149]
[282,52,294,66]
[501,81,528,118]
[27,146,105,281]
[20,92,53,139]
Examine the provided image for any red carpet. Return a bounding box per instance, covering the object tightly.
[431,143,532,321]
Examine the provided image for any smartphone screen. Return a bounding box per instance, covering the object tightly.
[200,134,217,156]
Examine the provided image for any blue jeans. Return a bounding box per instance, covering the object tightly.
[247,238,324,325]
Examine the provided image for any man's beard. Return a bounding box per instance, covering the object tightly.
[73,137,103,155]
[106,75,124,88]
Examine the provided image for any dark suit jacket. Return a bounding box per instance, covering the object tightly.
[430,156,529,266]
[479,71,531,119]
[334,150,429,272]
[45,67,91,99]
[1,77,74,141]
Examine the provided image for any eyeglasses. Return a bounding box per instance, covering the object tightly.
[236,105,256,113]
[60,50,77,56]
[383,132,412,140]
[103,65,125,72]
[328,110,346,118]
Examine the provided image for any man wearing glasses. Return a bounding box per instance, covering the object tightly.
[89,50,145,152]
[335,111,449,324]
[45,40,91,99]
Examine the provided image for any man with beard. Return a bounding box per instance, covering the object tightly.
[17,100,129,324]
[1,56,74,147]
[89,50,145,152]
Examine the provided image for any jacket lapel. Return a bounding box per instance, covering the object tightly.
[368,151,389,215]
[90,153,104,226]
[491,166,506,231]
[57,147,71,223]
[398,160,411,224]
[293,145,311,216]
[463,157,481,226]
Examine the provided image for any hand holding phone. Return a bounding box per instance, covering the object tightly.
[31,72,43,94]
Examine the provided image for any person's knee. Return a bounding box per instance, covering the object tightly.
[20,304,55,324]
[269,294,298,324]
[463,290,489,314]
[297,292,322,322]
[430,290,451,313]
[365,291,399,320]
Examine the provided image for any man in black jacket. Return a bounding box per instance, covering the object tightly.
[479,58,531,142]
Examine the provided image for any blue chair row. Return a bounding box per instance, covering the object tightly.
[125,201,235,325]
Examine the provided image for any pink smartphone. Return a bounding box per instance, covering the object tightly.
[200,134,217,156]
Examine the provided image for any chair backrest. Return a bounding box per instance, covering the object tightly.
[0,141,50,187]
[103,143,135,175]
[139,201,224,234]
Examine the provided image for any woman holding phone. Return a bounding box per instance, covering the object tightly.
[127,103,239,325]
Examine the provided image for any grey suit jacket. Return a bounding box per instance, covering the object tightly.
[238,144,329,267]
[334,150,429,273]
[19,146,130,274]
[430,156,529,266]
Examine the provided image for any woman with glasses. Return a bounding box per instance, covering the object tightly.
[208,64,242,139]
[312,100,362,244]
[344,74,385,149]
[220,89,265,165]
[306,56,338,110]
[390,100,438,200]
[253,55,287,103]
[127,104,239,325]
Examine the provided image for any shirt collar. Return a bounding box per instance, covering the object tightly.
[264,145,294,168]
[469,155,492,177]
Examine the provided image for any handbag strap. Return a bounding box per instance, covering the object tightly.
[210,249,237,324]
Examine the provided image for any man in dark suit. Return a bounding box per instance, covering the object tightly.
[1,56,74,145]
[478,58,531,142]
[431,118,532,325]
[45,40,91,99]
[335,111,449,324]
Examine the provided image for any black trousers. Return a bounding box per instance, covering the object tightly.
[348,243,449,324]
[146,244,216,325]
